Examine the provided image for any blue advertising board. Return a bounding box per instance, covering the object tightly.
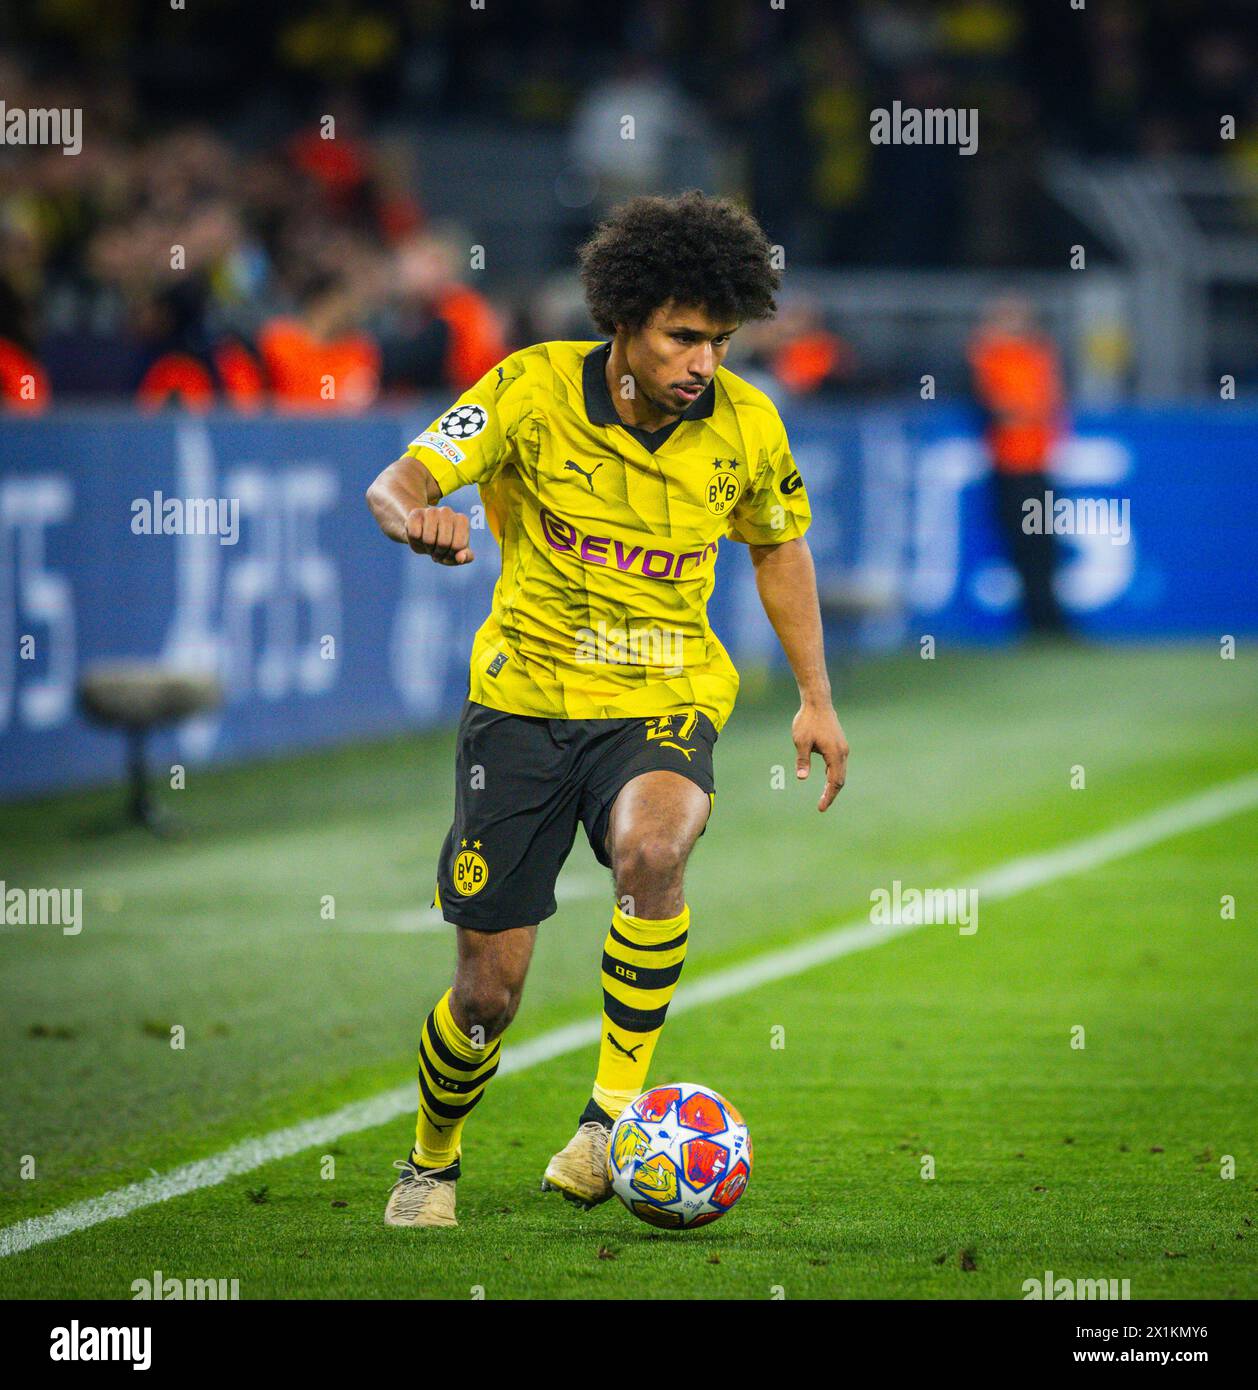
[1,404,1254,797]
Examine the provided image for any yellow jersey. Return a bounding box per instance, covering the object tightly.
[406,339,810,731]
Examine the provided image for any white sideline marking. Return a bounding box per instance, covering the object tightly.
[3,771,1256,1259]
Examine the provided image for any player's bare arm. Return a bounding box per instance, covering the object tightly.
[749,536,849,812]
[366,453,474,565]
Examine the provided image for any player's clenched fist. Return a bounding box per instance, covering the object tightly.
[405,506,474,565]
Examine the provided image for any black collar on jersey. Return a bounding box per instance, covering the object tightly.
[582,341,715,454]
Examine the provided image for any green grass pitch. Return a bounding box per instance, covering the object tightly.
[1,644,1255,1299]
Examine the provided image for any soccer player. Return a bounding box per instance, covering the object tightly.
[366,191,849,1228]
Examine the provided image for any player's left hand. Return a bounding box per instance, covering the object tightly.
[792,703,849,812]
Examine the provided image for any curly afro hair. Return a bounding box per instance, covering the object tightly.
[578,190,780,335]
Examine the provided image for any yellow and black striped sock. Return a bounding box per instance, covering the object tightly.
[412,988,501,1174]
[586,902,689,1125]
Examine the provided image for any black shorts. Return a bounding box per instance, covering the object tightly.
[433,700,718,932]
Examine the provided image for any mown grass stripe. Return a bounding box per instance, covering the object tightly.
[3,770,1256,1259]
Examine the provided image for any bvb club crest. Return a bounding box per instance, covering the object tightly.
[705,460,741,516]
[453,847,489,896]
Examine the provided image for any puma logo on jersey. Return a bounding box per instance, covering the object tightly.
[564,458,605,491]
[606,1032,645,1061]
[660,740,695,761]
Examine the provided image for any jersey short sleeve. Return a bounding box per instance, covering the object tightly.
[725,412,811,545]
[406,356,530,498]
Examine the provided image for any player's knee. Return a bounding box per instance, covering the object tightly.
[452,978,521,1042]
[614,832,689,900]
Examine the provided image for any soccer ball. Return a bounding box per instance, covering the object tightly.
[608,1082,752,1229]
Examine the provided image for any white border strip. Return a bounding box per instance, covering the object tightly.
[4,771,1256,1259]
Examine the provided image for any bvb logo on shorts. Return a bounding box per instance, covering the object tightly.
[453,848,489,896]
[705,465,741,516]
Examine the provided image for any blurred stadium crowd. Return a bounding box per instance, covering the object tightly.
[1,0,1255,411]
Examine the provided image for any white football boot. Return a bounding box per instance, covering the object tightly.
[384,1158,458,1228]
[541,1122,614,1208]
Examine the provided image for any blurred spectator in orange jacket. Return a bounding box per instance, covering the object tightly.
[0,224,51,413]
[969,294,1068,636]
[258,270,381,413]
[735,302,858,399]
[136,338,266,413]
[970,294,1063,471]
[768,303,857,396]
[382,232,506,393]
[134,279,266,413]
[0,336,49,413]
[0,287,50,413]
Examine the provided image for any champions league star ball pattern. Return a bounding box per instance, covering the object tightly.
[438,404,487,439]
[608,1083,752,1229]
